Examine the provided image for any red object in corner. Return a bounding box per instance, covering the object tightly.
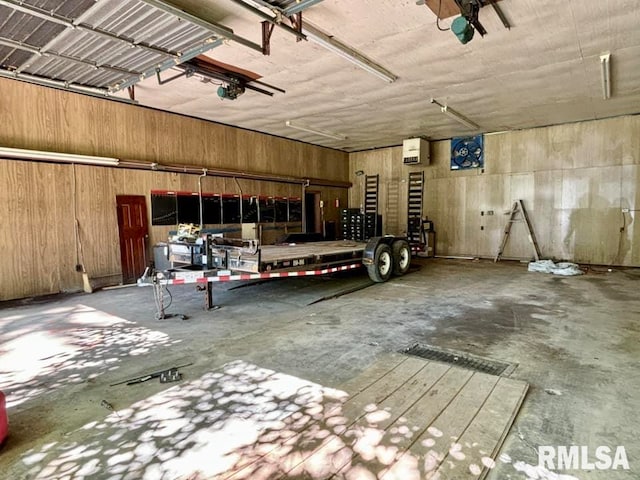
[0,391,7,446]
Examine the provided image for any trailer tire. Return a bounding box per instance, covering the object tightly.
[367,243,393,283]
[392,240,411,276]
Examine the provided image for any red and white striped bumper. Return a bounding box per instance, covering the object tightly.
[160,263,362,285]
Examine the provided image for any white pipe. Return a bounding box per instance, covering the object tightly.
[0,70,114,98]
[0,146,118,165]
[0,146,350,188]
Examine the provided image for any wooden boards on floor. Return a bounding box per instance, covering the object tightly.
[223,353,528,480]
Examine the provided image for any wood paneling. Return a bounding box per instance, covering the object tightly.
[349,115,640,266]
[0,78,348,180]
[0,162,75,297]
[0,79,349,301]
[0,161,347,301]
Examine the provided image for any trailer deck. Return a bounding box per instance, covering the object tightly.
[259,240,365,263]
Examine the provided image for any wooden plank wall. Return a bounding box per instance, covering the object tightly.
[0,78,347,181]
[0,79,349,301]
[350,115,640,266]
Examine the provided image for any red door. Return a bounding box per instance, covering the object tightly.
[116,195,149,284]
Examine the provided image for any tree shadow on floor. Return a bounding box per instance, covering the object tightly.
[17,360,561,480]
[0,304,181,408]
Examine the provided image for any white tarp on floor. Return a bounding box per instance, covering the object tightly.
[528,260,583,276]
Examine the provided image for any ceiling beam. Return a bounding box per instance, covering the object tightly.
[302,22,398,83]
[283,0,325,15]
[227,0,307,41]
[0,69,122,98]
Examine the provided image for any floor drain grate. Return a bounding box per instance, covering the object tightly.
[401,343,516,377]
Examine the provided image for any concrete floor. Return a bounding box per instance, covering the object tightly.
[1,258,638,479]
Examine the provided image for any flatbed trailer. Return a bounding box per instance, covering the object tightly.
[140,235,411,318]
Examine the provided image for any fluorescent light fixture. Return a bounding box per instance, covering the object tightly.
[441,105,480,130]
[0,147,119,166]
[285,120,347,140]
[430,98,480,130]
[600,52,611,100]
[302,23,398,83]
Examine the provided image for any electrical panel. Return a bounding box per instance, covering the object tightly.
[402,138,430,165]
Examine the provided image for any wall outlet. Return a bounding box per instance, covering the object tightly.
[487,210,494,215]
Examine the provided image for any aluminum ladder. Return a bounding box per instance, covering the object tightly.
[407,171,425,246]
[364,174,379,235]
[495,199,541,262]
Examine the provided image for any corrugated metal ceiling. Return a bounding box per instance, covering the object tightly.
[2,0,639,152]
[0,0,222,91]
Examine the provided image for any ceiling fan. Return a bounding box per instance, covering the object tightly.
[418,0,510,44]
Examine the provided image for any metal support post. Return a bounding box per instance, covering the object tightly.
[289,12,303,42]
[262,21,275,55]
[205,282,214,310]
[198,281,220,311]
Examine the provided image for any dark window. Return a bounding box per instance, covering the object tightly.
[202,195,222,224]
[177,194,201,224]
[242,196,258,223]
[151,193,177,225]
[222,196,241,224]
[153,191,300,225]
[259,197,275,223]
[289,198,302,222]
[275,198,288,222]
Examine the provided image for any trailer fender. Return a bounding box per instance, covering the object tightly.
[364,236,408,283]
[362,236,395,267]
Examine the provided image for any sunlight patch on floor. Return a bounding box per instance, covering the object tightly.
[0,304,179,407]
[22,360,346,480]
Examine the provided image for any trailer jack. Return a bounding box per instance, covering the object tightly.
[152,275,188,321]
[197,282,221,311]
